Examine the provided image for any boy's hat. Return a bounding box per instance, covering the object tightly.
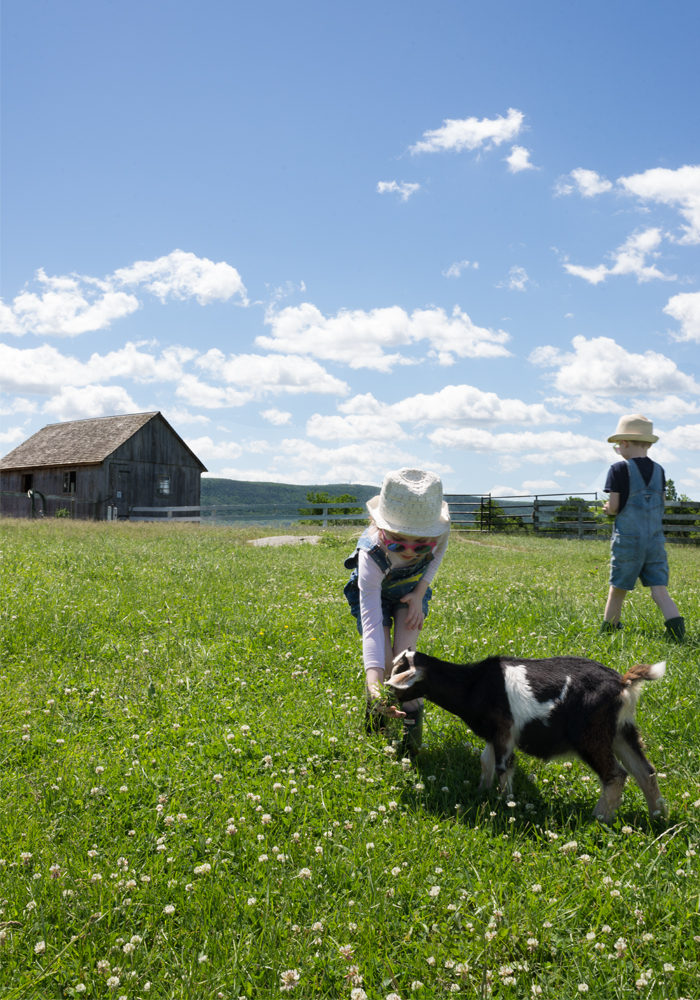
[367,468,450,537]
[607,414,659,444]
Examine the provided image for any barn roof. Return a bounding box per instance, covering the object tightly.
[0,412,207,472]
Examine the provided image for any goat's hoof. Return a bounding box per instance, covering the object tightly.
[593,810,614,825]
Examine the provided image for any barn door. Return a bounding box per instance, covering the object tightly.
[112,466,131,517]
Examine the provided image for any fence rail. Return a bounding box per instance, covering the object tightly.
[3,491,700,541]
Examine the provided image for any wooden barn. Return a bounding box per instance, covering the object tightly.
[0,411,207,520]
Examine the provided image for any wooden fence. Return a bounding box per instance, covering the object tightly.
[5,491,700,541]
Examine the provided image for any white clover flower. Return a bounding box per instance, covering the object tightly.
[279,968,300,991]
[163,904,175,915]
[34,940,46,955]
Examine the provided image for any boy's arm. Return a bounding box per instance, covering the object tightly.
[603,491,620,515]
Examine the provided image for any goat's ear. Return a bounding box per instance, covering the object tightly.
[387,664,424,691]
[391,649,413,672]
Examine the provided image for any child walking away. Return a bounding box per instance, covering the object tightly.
[602,414,685,641]
[344,469,450,756]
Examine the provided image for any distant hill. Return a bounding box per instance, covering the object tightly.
[200,477,379,508]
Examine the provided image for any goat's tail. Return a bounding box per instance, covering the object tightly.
[621,661,666,686]
[618,661,665,723]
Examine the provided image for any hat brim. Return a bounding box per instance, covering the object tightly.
[607,433,658,443]
[366,494,451,537]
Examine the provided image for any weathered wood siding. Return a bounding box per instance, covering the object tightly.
[0,413,203,520]
[107,417,202,517]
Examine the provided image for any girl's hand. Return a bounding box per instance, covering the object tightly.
[400,590,425,630]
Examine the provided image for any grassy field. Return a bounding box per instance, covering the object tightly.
[0,520,698,999]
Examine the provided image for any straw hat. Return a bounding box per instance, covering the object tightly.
[607,414,659,444]
[367,468,450,537]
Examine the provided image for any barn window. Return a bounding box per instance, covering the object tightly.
[22,473,33,493]
[157,475,171,496]
[63,470,77,494]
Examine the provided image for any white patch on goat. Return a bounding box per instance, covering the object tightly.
[504,664,569,735]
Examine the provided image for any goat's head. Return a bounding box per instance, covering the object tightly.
[386,649,427,701]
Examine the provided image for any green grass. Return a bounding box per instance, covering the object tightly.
[0,521,698,999]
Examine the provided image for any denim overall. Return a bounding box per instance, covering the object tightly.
[610,459,668,590]
[343,528,433,632]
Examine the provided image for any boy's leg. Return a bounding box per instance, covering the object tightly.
[649,585,680,620]
[603,585,627,625]
[650,586,685,641]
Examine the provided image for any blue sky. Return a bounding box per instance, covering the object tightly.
[2,0,700,497]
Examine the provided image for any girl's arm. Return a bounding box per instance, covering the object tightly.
[357,549,387,676]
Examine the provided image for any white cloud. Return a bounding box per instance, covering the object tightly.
[521,479,563,492]
[0,396,37,416]
[306,384,557,445]
[409,107,524,155]
[42,385,139,420]
[261,408,292,426]
[429,426,608,466]
[1,270,140,337]
[195,351,349,396]
[114,249,248,304]
[259,303,510,371]
[666,422,700,450]
[377,180,420,201]
[306,412,407,442]
[556,168,613,198]
[664,291,700,342]
[618,164,700,244]
[530,335,700,398]
[443,259,479,278]
[505,146,536,173]
[175,375,254,409]
[629,394,700,420]
[0,251,247,338]
[563,227,675,285]
[500,265,531,292]
[0,341,192,394]
[162,406,211,426]
[390,384,556,427]
[0,426,28,448]
[186,435,244,461]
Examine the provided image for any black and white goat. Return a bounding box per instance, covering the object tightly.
[387,649,667,823]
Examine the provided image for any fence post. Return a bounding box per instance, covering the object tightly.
[533,497,539,533]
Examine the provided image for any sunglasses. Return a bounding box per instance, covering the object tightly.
[380,529,437,555]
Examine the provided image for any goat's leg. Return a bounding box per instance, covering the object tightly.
[580,744,628,823]
[482,729,517,796]
[497,750,516,798]
[614,726,668,819]
[479,743,496,790]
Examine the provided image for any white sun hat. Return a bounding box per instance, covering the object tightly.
[607,414,659,444]
[366,468,450,537]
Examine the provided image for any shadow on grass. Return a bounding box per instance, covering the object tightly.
[394,729,679,838]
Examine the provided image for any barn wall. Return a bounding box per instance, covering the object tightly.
[0,415,203,520]
[107,417,202,516]
[0,466,103,518]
